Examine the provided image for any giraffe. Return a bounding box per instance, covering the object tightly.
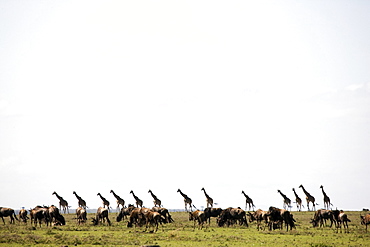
[148,190,162,207]
[277,190,291,210]
[97,193,111,210]
[52,191,69,214]
[320,185,332,210]
[73,191,87,209]
[177,189,195,212]
[201,187,214,208]
[129,190,143,207]
[110,190,125,211]
[299,185,316,211]
[241,191,255,211]
[292,188,303,211]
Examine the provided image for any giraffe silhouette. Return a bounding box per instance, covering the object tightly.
[201,187,214,208]
[110,190,125,211]
[241,191,255,211]
[130,190,143,207]
[73,191,87,209]
[299,185,316,211]
[52,191,69,214]
[320,185,332,209]
[148,190,162,207]
[292,188,304,211]
[97,193,111,210]
[277,190,291,210]
[177,189,195,212]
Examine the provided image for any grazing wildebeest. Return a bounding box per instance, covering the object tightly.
[204,207,223,224]
[335,210,351,233]
[247,209,269,230]
[189,210,206,229]
[145,211,164,232]
[30,206,49,227]
[47,205,65,226]
[0,207,18,224]
[127,207,151,228]
[267,206,295,231]
[19,208,29,223]
[360,214,370,232]
[152,207,174,223]
[117,204,135,222]
[92,207,111,226]
[311,209,336,228]
[76,207,87,225]
[217,207,248,227]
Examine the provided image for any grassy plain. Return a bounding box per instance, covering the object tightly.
[0,210,369,246]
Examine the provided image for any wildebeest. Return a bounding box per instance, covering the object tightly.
[335,210,351,233]
[267,206,295,231]
[127,207,151,228]
[247,209,269,230]
[145,211,164,232]
[217,207,248,227]
[189,210,206,229]
[152,207,174,224]
[360,214,370,232]
[19,208,29,223]
[92,207,111,226]
[76,207,87,225]
[311,209,336,228]
[47,205,65,226]
[0,207,18,224]
[204,207,223,224]
[30,206,49,227]
[117,204,136,222]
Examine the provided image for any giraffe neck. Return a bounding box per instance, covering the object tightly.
[321,188,327,196]
[302,187,309,196]
[203,190,209,198]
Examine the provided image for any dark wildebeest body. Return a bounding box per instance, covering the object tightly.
[204,207,223,224]
[152,207,174,223]
[117,205,135,222]
[92,207,111,226]
[19,208,28,223]
[248,209,269,230]
[189,210,206,229]
[76,207,87,225]
[0,207,18,224]
[268,206,295,231]
[30,206,49,227]
[47,205,65,226]
[334,210,351,233]
[218,207,248,227]
[127,207,151,228]
[360,214,370,232]
[311,209,336,228]
[145,211,164,232]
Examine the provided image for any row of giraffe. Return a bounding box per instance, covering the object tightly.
[179,185,331,212]
[277,185,332,211]
[51,185,332,214]
[52,190,163,214]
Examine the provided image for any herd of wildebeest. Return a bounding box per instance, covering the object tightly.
[1,186,370,233]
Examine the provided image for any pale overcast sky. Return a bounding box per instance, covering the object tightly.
[1,1,369,211]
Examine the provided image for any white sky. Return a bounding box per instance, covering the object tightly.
[1,0,370,211]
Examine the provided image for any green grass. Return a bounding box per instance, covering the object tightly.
[0,210,369,246]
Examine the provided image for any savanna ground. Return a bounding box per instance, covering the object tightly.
[0,210,369,247]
